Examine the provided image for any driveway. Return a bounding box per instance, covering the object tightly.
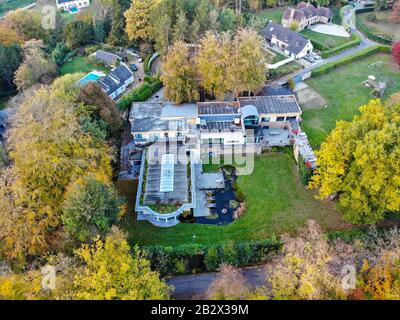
[166,265,269,300]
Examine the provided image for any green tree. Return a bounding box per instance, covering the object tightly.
[160,41,199,104]
[62,175,124,242]
[64,21,93,49]
[0,44,22,91]
[72,227,170,299]
[310,99,400,224]
[219,8,236,32]
[172,10,189,43]
[195,0,211,36]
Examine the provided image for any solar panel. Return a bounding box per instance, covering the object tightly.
[160,154,174,192]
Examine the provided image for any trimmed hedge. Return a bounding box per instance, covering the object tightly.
[116,76,162,111]
[355,7,394,45]
[309,39,330,52]
[143,54,152,74]
[311,45,391,78]
[144,238,282,275]
[320,34,362,58]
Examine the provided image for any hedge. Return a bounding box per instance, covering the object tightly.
[143,54,152,74]
[309,39,330,52]
[320,34,362,59]
[144,238,282,276]
[354,7,394,45]
[311,45,391,78]
[116,76,162,111]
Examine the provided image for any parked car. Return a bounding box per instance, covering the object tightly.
[137,57,143,63]
[131,64,138,71]
[311,52,321,60]
[304,55,315,63]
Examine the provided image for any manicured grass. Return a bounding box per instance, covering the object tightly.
[268,49,288,64]
[60,56,109,76]
[254,7,286,24]
[0,0,34,17]
[270,60,303,80]
[120,153,347,247]
[302,53,400,148]
[301,29,354,50]
[358,10,400,42]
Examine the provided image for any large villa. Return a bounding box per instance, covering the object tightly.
[130,86,316,227]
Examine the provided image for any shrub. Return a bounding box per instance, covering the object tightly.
[204,246,220,271]
[221,241,240,266]
[116,76,162,111]
[298,155,313,186]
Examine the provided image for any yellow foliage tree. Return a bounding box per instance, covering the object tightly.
[160,41,199,104]
[72,227,170,300]
[310,99,400,224]
[124,0,155,42]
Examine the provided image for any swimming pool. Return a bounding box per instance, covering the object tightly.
[69,6,79,14]
[77,71,105,87]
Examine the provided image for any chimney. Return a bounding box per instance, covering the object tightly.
[290,8,295,20]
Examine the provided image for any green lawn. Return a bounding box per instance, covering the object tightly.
[0,0,34,17]
[60,56,109,76]
[357,10,400,41]
[301,29,355,50]
[120,153,347,247]
[268,49,288,64]
[254,7,286,24]
[302,53,400,147]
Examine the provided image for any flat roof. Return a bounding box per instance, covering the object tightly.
[238,95,301,115]
[200,121,243,132]
[130,103,195,133]
[197,102,240,115]
[161,103,197,118]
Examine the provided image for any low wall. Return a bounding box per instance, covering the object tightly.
[267,56,295,70]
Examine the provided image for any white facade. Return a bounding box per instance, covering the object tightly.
[270,35,313,59]
[56,0,90,10]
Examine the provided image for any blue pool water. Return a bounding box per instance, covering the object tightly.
[69,7,79,14]
[78,73,102,86]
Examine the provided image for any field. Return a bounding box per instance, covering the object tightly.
[60,56,109,76]
[120,153,348,247]
[302,53,400,147]
[357,10,400,42]
[0,0,34,17]
[301,29,355,50]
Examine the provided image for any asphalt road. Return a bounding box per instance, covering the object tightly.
[166,265,269,300]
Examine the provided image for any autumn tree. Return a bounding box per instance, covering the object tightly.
[392,42,400,65]
[207,264,251,299]
[269,220,343,300]
[71,227,170,299]
[227,28,268,96]
[62,175,124,242]
[151,2,172,55]
[14,40,58,91]
[6,10,49,43]
[160,41,199,104]
[0,75,113,264]
[77,82,123,138]
[310,99,400,224]
[391,1,400,24]
[197,31,231,99]
[0,22,23,47]
[124,0,155,42]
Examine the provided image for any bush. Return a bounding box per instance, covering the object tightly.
[204,246,220,271]
[298,155,313,186]
[116,76,162,111]
[144,239,281,275]
[143,54,152,74]
[311,45,390,78]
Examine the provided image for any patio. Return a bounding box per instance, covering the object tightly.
[261,127,294,147]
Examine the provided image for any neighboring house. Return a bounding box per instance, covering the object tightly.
[91,50,120,67]
[56,0,90,10]
[99,63,134,100]
[261,21,313,59]
[282,2,332,31]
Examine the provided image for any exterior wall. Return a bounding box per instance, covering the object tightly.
[57,0,90,10]
[259,112,301,123]
[200,130,245,146]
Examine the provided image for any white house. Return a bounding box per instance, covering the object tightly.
[56,0,90,11]
[98,63,134,100]
[262,21,313,60]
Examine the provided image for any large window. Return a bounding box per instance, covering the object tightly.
[276,116,285,122]
[134,133,143,139]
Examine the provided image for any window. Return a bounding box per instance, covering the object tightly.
[134,134,143,139]
[261,117,270,123]
[286,116,297,121]
[276,116,285,122]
